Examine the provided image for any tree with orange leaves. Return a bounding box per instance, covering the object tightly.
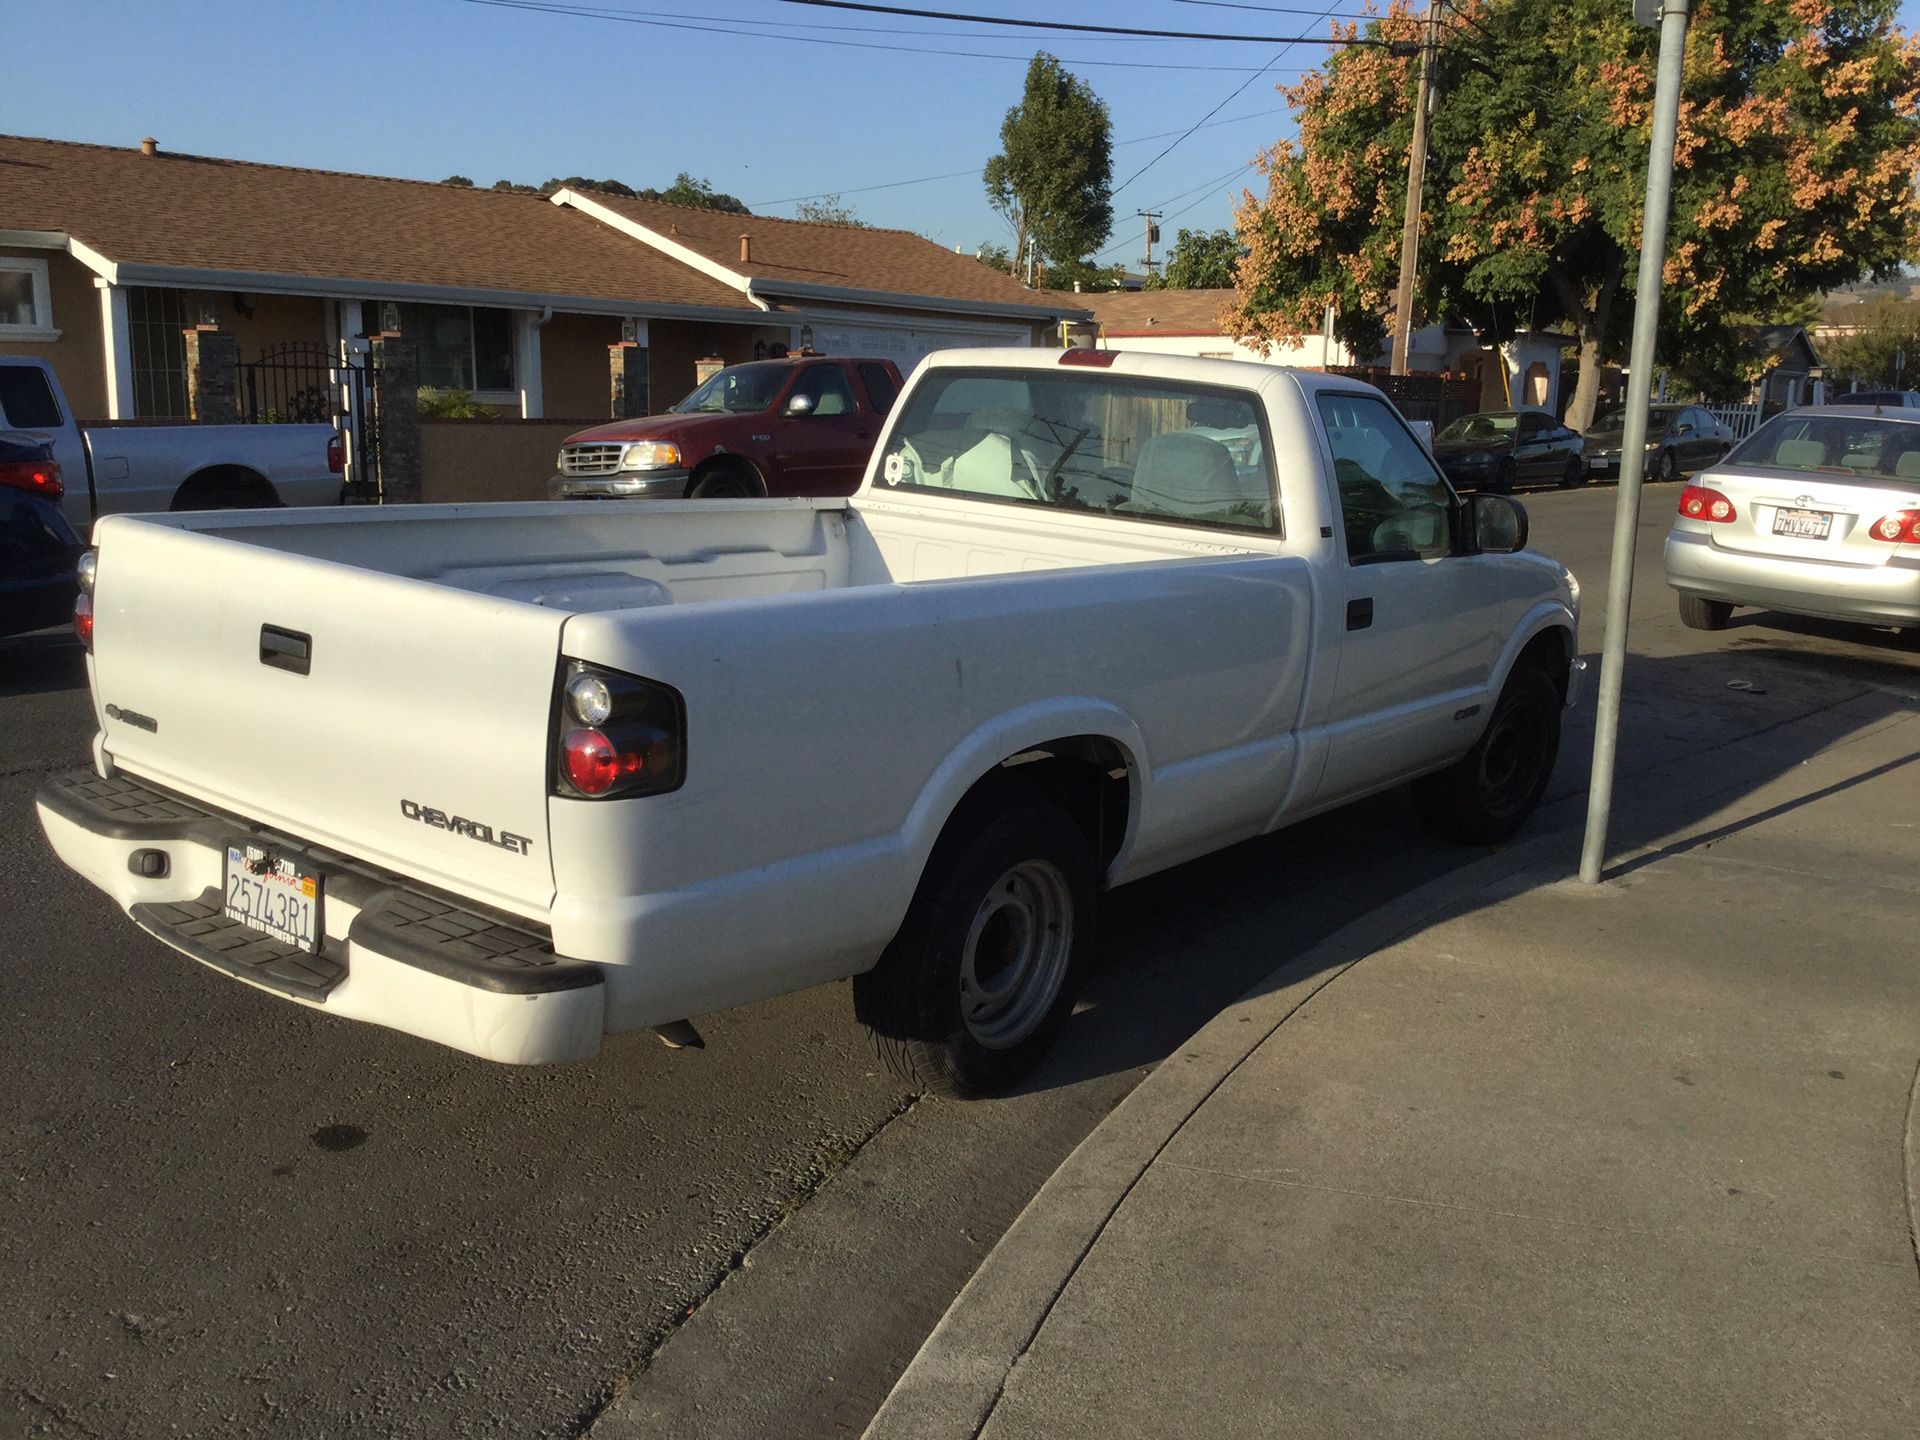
[1227,0,1920,427]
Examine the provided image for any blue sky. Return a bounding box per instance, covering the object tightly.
[15,0,1920,265]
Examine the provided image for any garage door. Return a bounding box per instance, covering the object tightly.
[808,321,1029,373]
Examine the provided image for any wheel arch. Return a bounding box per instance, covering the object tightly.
[1494,607,1578,704]
[687,453,767,496]
[169,463,279,510]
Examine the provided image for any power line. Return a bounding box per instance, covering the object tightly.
[461,0,1324,68]
[1092,162,1258,261]
[766,0,1402,46]
[749,104,1298,208]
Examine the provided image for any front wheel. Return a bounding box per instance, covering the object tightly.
[1411,663,1562,846]
[688,466,761,499]
[854,800,1096,1098]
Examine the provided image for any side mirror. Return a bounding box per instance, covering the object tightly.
[1468,493,1528,554]
[1673,423,1692,435]
[785,392,815,417]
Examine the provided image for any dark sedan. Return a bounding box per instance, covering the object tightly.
[1584,403,1733,481]
[1432,410,1585,493]
[1,431,82,640]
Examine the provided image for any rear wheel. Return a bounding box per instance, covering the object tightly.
[854,800,1096,1098]
[1677,594,1733,631]
[1491,458,1518,495]
[169,467,279,511]
[1412,662,1561,846]
[1657,448,1680,483]
[1559,454,1585,488]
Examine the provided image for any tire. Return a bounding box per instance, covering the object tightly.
[1559,454,1585,488]
[1411,662,1562,846]
[168,467,278,511]
[1491,458,1518,495]
[688,466,761,499]
[854,799,1097,1099]
[1677,593,1733,631]
[1657,447,1680,483]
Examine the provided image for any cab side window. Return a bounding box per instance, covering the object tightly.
[857,363,898,416]
[1318,393,1455,564]
[793,364,858,417]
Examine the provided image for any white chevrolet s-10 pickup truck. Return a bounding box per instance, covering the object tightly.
[37,350,1579,1096]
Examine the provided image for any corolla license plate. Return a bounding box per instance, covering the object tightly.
[224,844,323,952]
[1773,508,1833,539]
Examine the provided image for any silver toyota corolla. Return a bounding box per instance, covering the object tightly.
[1664,405,1920,632]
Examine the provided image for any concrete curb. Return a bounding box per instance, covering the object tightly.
[862,829,1578,1440]
[864,699,1920,1440]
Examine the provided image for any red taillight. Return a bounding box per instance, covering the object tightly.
[73,592,93,650]
[1866,509,1920,543]
[563,728,619,795]
[1058,347,1119,367]
[0,458,63,500]
[1678,485,1736,523]
[327,433,345,474]
[553,661,687,799]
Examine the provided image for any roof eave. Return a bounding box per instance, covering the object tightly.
[750,278,1090,323]
[97,261,764,323]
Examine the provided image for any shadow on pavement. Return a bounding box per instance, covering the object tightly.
[1019,636,1920,1097]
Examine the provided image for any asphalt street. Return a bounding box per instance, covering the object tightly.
[4,478,1917,1440]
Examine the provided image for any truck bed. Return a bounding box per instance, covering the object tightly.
[185,494,1267,612]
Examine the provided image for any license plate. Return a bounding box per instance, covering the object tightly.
[1773,508,1833,539]
[224,844,323,952]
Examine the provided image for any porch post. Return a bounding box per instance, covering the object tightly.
[514,309,546,419]
[96,281,134,420]
[370,334,421,504]
[184,326,239,423]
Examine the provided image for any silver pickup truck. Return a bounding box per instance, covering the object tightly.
[0,356,342,535]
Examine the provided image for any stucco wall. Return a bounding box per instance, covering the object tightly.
[648,320,794,412]
[540,311,622,420]
[0,248,107,423]
[419,418,586,503]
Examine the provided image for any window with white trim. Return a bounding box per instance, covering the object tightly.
[0,257,56,339]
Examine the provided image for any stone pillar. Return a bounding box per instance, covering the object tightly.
[609,342,650,419]
[370,334,421,505]
[184,326,239,423]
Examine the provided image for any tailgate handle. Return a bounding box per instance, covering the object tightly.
[260,625,311,675]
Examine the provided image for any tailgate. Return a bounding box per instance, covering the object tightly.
[89,518,564,917]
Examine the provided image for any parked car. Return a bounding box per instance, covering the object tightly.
[1585,402,1733,481]
[1665,405,1920,632]
[550,354,905,500]
[0,431,83,639]
[1431,410,1585,492]
[0,358,343,537]
[1829,388,1920,408]
[39,350,1578,1096]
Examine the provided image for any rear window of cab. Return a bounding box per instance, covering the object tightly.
[1731,413,1920,482]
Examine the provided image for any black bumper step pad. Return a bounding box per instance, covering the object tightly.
[45,767,601,999]
[131,891,347,1000]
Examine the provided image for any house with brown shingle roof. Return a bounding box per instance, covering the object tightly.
[0,134,1080,426]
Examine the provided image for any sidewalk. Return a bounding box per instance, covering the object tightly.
[868,705,1920,1440]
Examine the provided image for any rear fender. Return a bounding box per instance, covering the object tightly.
[901,699,1146,885]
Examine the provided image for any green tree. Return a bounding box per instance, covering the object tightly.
[440,174,475,188]
[983,53,1114,282]
[1228,0,1920,428]
[1046,257,1129,292]
[542,175,639,198]
[1819,295,1920,389]
[1147,228,1242,290]
[643,172,751,214]
[795,194,869,227]
[975,242,1016,276]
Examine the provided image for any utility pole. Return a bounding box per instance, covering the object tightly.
[1389,1,1443,376]
[1137,209,1163,278]
[1579,0,1694,885]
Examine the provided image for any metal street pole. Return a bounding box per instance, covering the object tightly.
[1579,0,1693,885]
[1389,1,1442,376]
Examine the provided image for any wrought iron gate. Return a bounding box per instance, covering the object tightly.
[236,342,381,500]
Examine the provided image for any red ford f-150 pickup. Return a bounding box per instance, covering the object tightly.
[549,354,905,500]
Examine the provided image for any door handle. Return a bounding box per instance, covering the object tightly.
[260,624,311,675]
[1346,597,1373,631]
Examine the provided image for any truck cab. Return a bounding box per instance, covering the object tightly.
[550,354,903,501]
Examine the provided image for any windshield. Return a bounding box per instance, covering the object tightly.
[1727,412,1920,480]
[671,362,790,414]
[877,367,1276,534]
[1437,414,1516,443]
